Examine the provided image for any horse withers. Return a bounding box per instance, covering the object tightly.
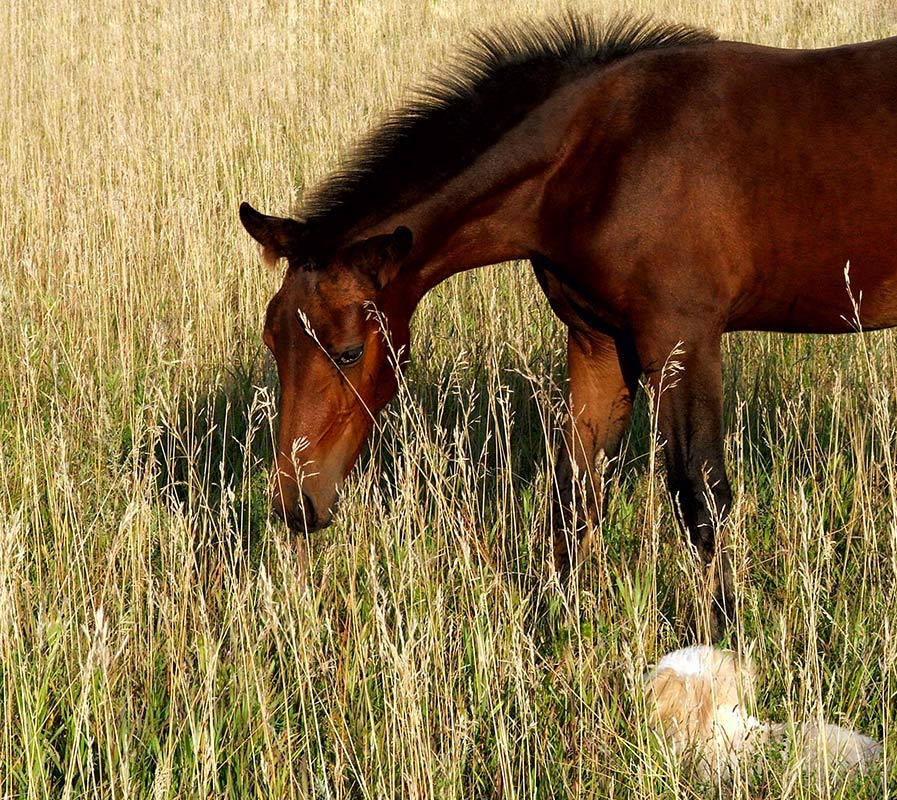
[241,16,897,639]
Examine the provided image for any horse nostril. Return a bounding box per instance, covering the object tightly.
[271,487,330,533]
[271,483,299,526]
[300,491,317,530]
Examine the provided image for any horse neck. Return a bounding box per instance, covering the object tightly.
[373,161,545,304]
[335,74,597,303]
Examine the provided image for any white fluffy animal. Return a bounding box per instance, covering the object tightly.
[644,646,881,785]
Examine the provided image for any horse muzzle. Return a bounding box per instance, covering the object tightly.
[272,486,335,533]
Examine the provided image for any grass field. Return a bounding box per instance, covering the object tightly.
[2,0,897,796]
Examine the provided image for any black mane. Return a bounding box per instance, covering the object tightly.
[299,14,717,247]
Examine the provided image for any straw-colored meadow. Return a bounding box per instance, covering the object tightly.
[2,0,897,796]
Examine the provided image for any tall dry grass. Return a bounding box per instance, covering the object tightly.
[1,0,896,796]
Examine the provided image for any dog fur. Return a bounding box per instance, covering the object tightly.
[644,646,881,785]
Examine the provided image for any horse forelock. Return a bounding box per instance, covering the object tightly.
[296,13,717,245]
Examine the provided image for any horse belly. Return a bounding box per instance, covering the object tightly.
[730,250,897,334]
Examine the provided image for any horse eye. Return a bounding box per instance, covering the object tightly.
[334,345,364,367]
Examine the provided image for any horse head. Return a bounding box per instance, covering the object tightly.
[240,202,413,533]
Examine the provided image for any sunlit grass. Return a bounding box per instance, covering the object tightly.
[1,0,896,796]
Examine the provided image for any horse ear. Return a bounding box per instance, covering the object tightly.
[239,202,306,267]
[351,226,413,287]
[385,226,413,262]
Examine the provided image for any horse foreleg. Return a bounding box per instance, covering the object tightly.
[553,328,640,579]
[639,330,735,642]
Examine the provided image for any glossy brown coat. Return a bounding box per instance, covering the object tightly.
[241,17,897,639]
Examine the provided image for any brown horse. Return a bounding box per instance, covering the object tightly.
[241,15,897,639]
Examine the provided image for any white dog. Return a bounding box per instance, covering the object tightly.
[644,646,881,785]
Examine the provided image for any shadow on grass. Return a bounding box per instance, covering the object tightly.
[147,323,682,652]
[152,356,276,565]
[146,329,662,646]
